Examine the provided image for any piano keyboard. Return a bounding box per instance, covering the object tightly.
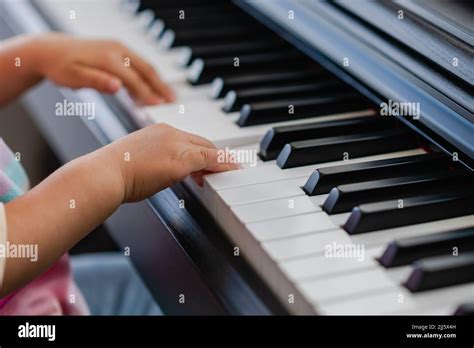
[38,0,474,315]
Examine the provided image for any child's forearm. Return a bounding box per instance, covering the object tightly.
[0,35,42,106]
[1,146,124,297]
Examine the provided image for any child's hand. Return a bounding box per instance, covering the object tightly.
[1,124,238,295]
[32,33,175,105]
[104,123,239,203]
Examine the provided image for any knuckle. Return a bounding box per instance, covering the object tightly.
[106,40,123,51]
[199,148,209,162]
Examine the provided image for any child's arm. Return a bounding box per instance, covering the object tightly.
[0,33,175,106]
[1,124,237,297]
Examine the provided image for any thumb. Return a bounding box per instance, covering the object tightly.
[182,147,221,173]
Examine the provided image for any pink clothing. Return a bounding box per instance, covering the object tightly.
[0,255,89,315]
[0,138,89,315]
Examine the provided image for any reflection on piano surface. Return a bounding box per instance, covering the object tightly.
[34,0,473,315]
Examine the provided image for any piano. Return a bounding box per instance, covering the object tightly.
[1,0,472,315]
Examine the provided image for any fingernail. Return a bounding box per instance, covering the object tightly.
[108,78,122,92]
[149,96,165,105]
[167,89,176,102]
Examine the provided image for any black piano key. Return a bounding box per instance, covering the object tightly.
[161,24,269,48]
[238,93,368,127]
[223,80,344,112]
[188,51,306,85]
[343,189,474,234]
[322,170,471,214]
[303,152,449,196]
[179,40,287,66]
[276,128,418,169]
[153,14,255,39]
[260,116,397,161]
[210,69,324,99]
[454,303,474,315]
[138,0,226,12]
[379,227,474,268]
[404,252,474,292]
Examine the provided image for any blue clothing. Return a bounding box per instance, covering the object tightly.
[71,252,162,315]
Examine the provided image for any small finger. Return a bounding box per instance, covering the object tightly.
[96,57,162,105]
[65,66,122,93]
[190,171,205,187]
[127,51,176,102]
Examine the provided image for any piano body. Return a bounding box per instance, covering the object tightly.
[0,0,472,315]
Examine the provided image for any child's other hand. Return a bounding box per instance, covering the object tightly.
[104,124,239,203]
[32,33,175,105]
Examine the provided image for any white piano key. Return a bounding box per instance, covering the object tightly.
[280,246,383,281]
[219,177,306,206]
[228,143,271,169]
[385,266,412,284]
[328,213,351,226]
[169,80,214,102]
[390,283,474,315]
[308,194,330,207]
[136,9,154,28]
[319,283,474,315]
[298,268,396,303]
[320,288,417,315]
[231,195,320,224]
[247,212,337,242]
[262,228,350,260]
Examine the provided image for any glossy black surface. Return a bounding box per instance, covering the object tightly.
[404,253,474,292]
[276,128,418,169]
[210,69,323,99]
[223,80,343,113]
[188,51,305,85]
[379,227,474,268]
[303,152,448,196]
[260,116,396,161]
[343,189,474,234]
[322,170,471,214]
[238,93,367,127]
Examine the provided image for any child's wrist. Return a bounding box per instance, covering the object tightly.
[22,34,47,78]
[92,145,127,205]
[71,147,127,208]
[5,34,43,82]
